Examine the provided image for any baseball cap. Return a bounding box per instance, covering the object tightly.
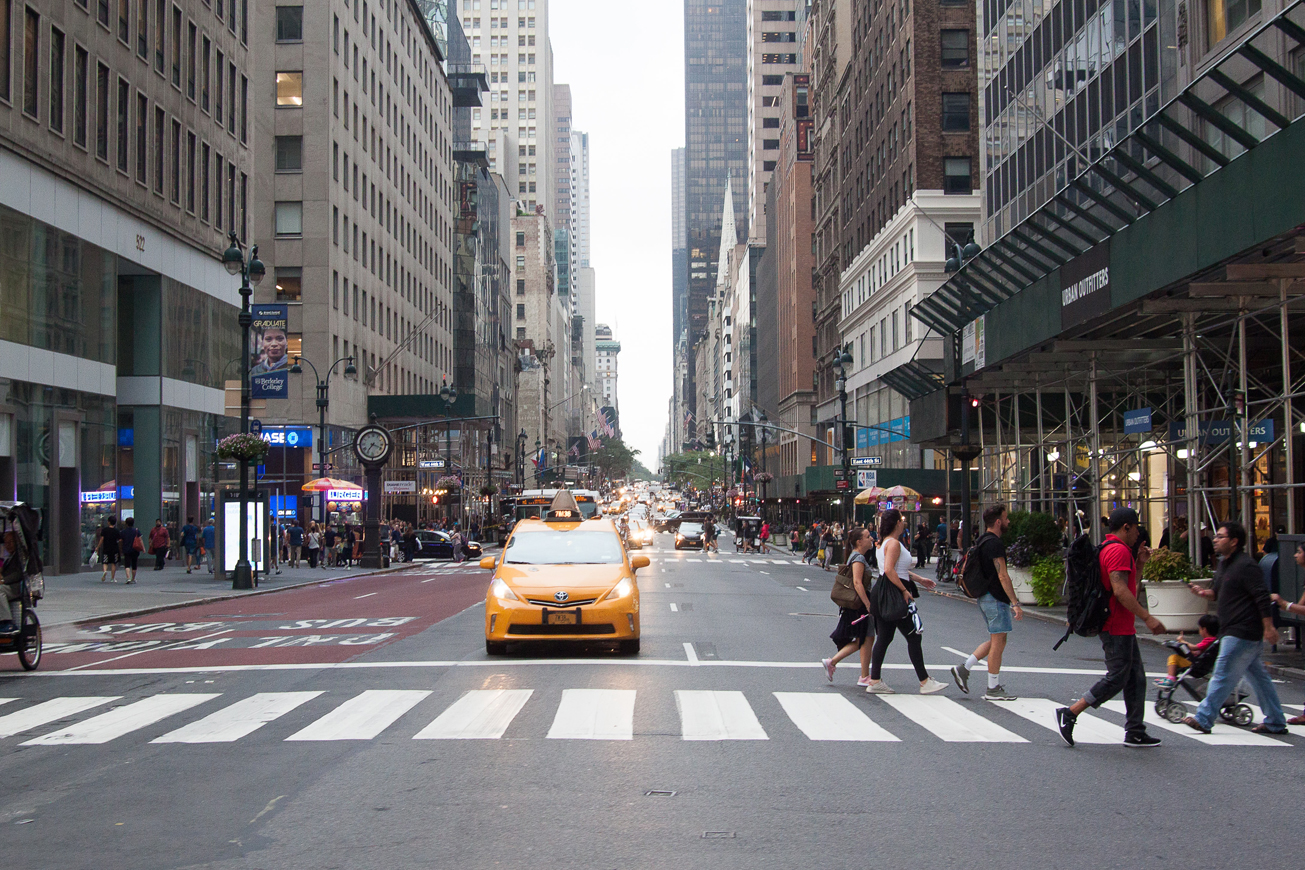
[1108,507,1140,530]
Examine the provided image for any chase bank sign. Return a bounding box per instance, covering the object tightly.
[259,426,313,448]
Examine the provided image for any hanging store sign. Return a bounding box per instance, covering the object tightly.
[857,470,878,489]
[326,489,367,501]
[259,426,313,447]
[1123,407,1153,434]
[1060,241,1112,329]
[81,491,117,504]
[961,316,986,370]
[1168,418,1276,444]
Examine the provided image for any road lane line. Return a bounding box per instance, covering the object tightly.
[413,689,533,739]
[1100,700,1289,746]
[354,592,378,599]
[988,697,1124,744]
[774,693,899,741]
[875,695,1027,742]
[675,690,767,740]
[683,642,699,665]
[669,603,679,612]
[796,586,808,591]
[153,692,324,743]
[547,689,637,740]
[0,697,120,738]
[771,560,790,565]
[23,694,220,745]
[729,559,745,563]
[941,646,970,658]
[285,690,431,741]
[64,629,234,672]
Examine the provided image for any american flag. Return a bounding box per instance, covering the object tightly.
[569,443,580,458]
[600,416,616,438]
[684,409,695,427]
[587,430,601,451]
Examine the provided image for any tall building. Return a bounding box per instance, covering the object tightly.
[460,0,555,216]
[0,0,253,572]
[570,129,590,267]
[683,0,749,432]
[595,323,620,424]
[552,83,571,238]
[745,0,800,245]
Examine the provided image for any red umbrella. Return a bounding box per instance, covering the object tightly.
[302,477,362,492]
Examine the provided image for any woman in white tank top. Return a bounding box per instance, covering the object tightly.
[865,509,947,696]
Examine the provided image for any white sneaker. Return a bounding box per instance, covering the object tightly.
[865,680,895,694]
[919,677,948,695]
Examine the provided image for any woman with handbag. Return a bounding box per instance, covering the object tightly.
[822,526,877,686]
[866,509,948,695]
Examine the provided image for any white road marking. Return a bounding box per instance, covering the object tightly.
[23,694,219,745]
[153,692,324,743]
[771,560,790,565]
[0,697,120,738]
[1100,701,1289,746]
[354,593,378,599]
[988,697,1124,744]
[675,690,767,740]
[669,603,679,612]
[875,695,1027,743]
[664,582,671,588]
[413,689,533,740]
[729,559,745,563]
[796,586,808,591]
[941,646,971,658]
[790,560,805,565]
[683,642,700,665]
[774,693,899,741]
[686,559,702,563]
[285,690,431,741]
[547,689,636,740]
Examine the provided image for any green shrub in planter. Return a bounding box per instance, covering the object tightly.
[1143,547,1194,582]
[1029,555,1065,607]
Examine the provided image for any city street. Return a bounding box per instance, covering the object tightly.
[3,533,1301,870]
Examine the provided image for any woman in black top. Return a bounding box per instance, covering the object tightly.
[823,527,876,686]
[97,516,122,584]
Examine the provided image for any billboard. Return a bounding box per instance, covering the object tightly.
[250,304,290,398]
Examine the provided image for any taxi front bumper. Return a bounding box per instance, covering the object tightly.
[485,595,640,641]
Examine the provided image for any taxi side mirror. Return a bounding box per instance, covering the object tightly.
[479,556,497,570]
[630,555,650,570]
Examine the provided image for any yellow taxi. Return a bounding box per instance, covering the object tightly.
[481,491,648,655]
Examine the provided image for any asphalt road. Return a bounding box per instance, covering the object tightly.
[3,537,1301,870]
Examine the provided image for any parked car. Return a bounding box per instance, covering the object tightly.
[413,530,484,561]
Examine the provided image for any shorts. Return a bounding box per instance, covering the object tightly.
[184,543,199,555]
[101,550,119,565]
[977,592,1014,635]
[1167,653,1192,670]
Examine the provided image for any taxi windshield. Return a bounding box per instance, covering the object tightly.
[504,530,625,565]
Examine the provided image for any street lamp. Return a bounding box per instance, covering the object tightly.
[833,347,853,527]
[517,428,527,486]
[534,436,542,486]
[439,379,458,524]
[944,233,983,273]
[758,410,769,520]
[221,230,265,590]
[289,354,357,523]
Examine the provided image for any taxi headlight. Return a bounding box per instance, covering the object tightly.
[604,577,634,601]
[489,577,519,601]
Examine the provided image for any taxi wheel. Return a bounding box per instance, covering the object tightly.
[619,639,640,655]
[486,640,508,655]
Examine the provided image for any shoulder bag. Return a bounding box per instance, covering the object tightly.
[871,573,909,622]
[831,559,863,610]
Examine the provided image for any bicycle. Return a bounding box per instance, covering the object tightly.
[0,501,45,671]
[935,543,956,584]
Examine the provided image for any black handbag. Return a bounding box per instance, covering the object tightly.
[872,574,909,622]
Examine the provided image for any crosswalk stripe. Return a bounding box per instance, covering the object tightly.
[1100,701,1289,746]
[875,695,1028,742]
[22,694,219,745]
[675,690,767,740]
[771,560,790,565]
[728,559,744,563]
[285,690,431,741]
[988,698,1124,744]
[413,689,534,740]
[774,693,899,741]
[153,692,324,743]
[0,697,120,739]
[547,689,636,740]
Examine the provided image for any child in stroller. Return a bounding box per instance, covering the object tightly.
[1154,614,1219,689]
[1154,618,1255,726]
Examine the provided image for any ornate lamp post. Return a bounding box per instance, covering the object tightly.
[289,355,357,524]
[833,347,854,528]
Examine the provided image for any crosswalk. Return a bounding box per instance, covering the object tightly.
[0,688,1297,749]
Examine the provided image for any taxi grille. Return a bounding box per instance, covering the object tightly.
[525,597,598,607]
[508,623,617,635]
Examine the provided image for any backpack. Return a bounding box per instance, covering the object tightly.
[956,532,996,598]
[1053,535,1126,650]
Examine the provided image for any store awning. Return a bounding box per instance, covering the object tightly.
[912,0,1305,338]
[881,359,945,401]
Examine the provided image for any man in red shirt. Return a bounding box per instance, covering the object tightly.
[1056,507,1167,747]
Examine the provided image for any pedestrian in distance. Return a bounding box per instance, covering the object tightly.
[1056,507,1166,748]
[149,519,169,571]
[951,504,1023,700]
[1183,520,1289,735]
[202,518,216,574]
[822,526,877,687]
[865,509,947,695]
[306,522,322,569]
[758,521,772,554]
[180,516,201,574]
[935,518,948,561]
[323,524,337,567]
[287,520,304,568]
[120,516,142,584]
[1272,543,1305,725]
[96,516,121,583]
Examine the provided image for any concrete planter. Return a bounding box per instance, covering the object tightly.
[1008,566,1039,605]
[1142,580,1212,633]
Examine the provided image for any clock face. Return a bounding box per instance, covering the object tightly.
[356,428,390,462]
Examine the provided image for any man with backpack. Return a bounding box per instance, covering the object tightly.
[1056,507,1165,748]
[951,504,1022,700]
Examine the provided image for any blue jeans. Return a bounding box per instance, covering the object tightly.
[1194,635,1286,730]
[977,593,1013,634]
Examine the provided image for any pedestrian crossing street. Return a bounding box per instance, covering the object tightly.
[0,688,1297,748]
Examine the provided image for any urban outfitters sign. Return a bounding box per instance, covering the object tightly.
[1060,240,1112,330]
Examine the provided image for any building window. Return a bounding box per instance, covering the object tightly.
[0,0,12,103]
[940,30,969,68]
[275,135,302,171]
[117,0,129,44]
[276,5,304,42]
[136,93,147,181]
[1209,0,1261,44]
[22,6,37,118]
[763,160,776,171]
[153,0,164,72]
[95,62,110,160]
[515,231,525,246]
[137,0,147,58]
[762,117,779,128]
[115,78,128,171]
[185,130,195,211]
[276,266,302,301]
[941,93,969,131]
[213,153,222,224]
[186,21,195,99]
[761,74,783,85]
[276,71,302,106]
[200,36,209,111]
[170,119,180,202]
[516,327,526,340]
[516,303,525,319]
[199,140,208,217]
[48,26,63,133]
[275,201,302,235]
[516,278,525,295]
[943,158,972,194]
[170,5,180,86]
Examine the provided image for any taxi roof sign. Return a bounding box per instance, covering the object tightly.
[545,490,582,521]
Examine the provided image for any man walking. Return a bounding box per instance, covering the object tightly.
[149,519,170,570]
[1183,520,1288,735]
[1056,508,1165,747]
[180,516,201,574]
[951,504,1023,700]
[287,520,304,568]
[202,518,216,574]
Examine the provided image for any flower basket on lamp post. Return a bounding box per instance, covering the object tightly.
[215,433,270,463]
[436,475,461,494]
[480,484,499,497]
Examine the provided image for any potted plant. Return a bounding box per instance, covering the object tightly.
[1141,547,1211,632]
[215,433,269,463]
[1001,511,1063,604]
[1029,555,1065,607]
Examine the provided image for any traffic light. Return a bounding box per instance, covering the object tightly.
[843,424,855,450]
[705,428,716,449]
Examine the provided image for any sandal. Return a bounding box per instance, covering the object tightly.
[1250,724,1289,735]
[1287,714,1305,725]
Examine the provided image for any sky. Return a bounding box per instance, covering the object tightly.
[549,1,684,467]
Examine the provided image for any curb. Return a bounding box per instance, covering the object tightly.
[57,563,420,628]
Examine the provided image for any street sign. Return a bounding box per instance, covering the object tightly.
[312,463,333,470]
[857,470,878,489]
[384,480,417,493]
[834,468,847,480]
[850,456,883,468]
[418,459,446,469]
[250,419,262,435]
[836,480,850,491]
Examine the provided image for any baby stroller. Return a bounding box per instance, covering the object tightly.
[0,501,44,671]
[1154,637,1252,726]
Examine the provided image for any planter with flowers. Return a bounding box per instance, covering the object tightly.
[479,484,499,497]
[215,433,269,463]
[1001,511,1064,604]
[753,472,774,485]
[1141,548,1212,632]
[436,475,461,495]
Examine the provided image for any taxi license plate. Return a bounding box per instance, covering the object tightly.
[544,610,579,625]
